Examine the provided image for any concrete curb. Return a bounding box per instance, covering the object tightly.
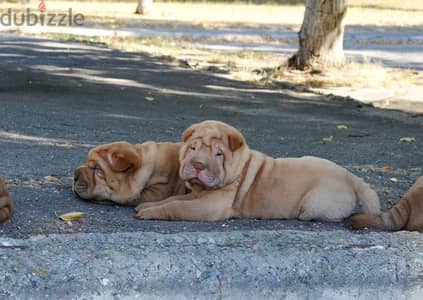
[1,229,423,299]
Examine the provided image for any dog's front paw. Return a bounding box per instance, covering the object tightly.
[134,203,143,212]
[133,207,163,220]
[135,201,158,212]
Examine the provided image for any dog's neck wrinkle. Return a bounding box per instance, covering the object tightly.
[231,152,254,203]
[129,144,156,200]
[148,149,171,186]
[233,151,266,206]
[221,147,248,186]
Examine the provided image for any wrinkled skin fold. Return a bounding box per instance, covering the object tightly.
[134,120,381,222]
[73,141,186,214]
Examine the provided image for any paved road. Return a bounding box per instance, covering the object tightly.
[0,33,422,239]
[0,34,423,299]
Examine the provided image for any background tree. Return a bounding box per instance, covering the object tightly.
[135,0,153,15]
[289,0,348,70]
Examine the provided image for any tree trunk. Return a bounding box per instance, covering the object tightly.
[289,0,348,70]
[135,0,153,15]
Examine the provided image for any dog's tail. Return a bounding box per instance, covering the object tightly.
[349,176,423,231]
[348,198,410,231]
[349,173,381,214]
[0,178,12,223]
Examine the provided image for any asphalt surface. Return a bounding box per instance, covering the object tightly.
[0,33,422,239]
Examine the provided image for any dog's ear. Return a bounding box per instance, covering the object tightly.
[227,132,245,152]
[228,134,244,152]
[223,125,245,152]
[100,142,141,172]
[181,124,197,142]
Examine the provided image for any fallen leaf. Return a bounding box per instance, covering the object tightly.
[322,136,333,142]
[381,166,394,173]
[59,212,85,221]
[44,176,59,182]
[400,137,415,143]
[389,178,398,183]
[144,96,154,102]
[337,124,348,130]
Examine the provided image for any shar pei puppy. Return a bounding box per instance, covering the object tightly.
[73,141,186,213]
[0,177,13,223]
[349,176,423,231]
[134,120,381,221]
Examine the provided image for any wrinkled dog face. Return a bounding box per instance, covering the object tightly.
[73,142,141,204]
[179,121,245,190]
[181,137,226,188]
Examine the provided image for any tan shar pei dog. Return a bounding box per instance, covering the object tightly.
[0,177,13,223]
[134,120,381,221]
[73,141,185,213]
[349,176,423,231]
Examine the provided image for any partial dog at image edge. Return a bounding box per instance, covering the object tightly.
[73,141,186,213]
[134,120,381,221]
[0,177,13,223]
[349,176,423,232]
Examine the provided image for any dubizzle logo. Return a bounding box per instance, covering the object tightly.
[38,0,46,12]
[0,0,84,26]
